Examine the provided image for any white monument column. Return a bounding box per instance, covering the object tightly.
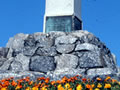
[43,0,82,33]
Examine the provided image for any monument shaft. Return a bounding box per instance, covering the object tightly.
[44,0,82,33]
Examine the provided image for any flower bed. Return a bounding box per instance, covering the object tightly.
[0,75,119,90]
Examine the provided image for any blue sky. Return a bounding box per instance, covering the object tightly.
[0,0,120,66]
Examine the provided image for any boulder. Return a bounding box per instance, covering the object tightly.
[79,51,103,68]
[9,61,23,71]
[35,47,57,56]
[55,35,77,45]
[87,68,115,76]
[56,44,75,54]
[55,54,79,70]
[30,56,56,73]
[0,57,14,71]
[0,48,9,58]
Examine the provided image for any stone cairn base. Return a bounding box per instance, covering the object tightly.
[0,30,119,81]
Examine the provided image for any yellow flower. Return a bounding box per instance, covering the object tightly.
[58,84,62,88]
[32,87,39,90]
[95,88,100,90]
[58,84,64,90]
[15,85,22,89]
[97,83,102,88]
[1,87,7,90]
[76,84,82,90]
[41,86,47,90]
[65,83,70,89]
[104,84,111,88]
[91,84,95,88]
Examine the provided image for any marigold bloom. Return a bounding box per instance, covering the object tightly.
[58,84,64,90]
[29,81,33,85]
[32,87,39,90]
[56,80,61,84]
[65,83,70,89]
[91,84,95,88]
[105,76,111,81]
[41,86,47,90]
[97,83,102,88]
[16,85,22,89]
[51,81,55,85]
[76,84,82,90]
[86,84,91,89]
[45,78,50,83]
[104,84,111,88]
[95,88,100,90]
[11,80,17,86]
[68,88,72,90]
[97,77,102,81]
[67,79,71,82]
[1,87,7,90]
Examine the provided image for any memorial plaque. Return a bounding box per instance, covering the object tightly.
[45,16,72,33]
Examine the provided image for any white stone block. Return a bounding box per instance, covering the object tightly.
[45,0,81,20]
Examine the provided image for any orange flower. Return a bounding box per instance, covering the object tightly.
[97,77,102,81]
[15,85,22,89]
[61,76,67,83]
[45,78,50,83]
[51,81,55,85]
[104,84,111,88]
[86,84,91,89]
[12,80,17,86]
[105,76,111,81]
[29,81,33,85]
[56,80,61,84]
[67,79,71,82]
[112,79,117,83]
[73,77,78,80]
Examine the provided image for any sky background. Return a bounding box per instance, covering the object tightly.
[0,0,120,66]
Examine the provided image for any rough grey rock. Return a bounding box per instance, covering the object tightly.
[48,31,66,38]
[75,43,99,51]
[79,51,103,68]
[55,35,78,45]
[30,56,56,73]
[15,54,30,71]
[0,70,45,81]
[34,33,54,48]
[0,58,7,67]
[52,68,85,80]
[6,33,29,49]
[87,68,115,76]
[10,61,23,71]
[0,57,14,70]
[0,47,9,58]
[55,54,79,70]
[23,47,37,56]
[56,44,75,54]
[35,47,57,56]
